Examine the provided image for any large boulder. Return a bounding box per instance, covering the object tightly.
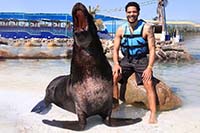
[125,74,182,111]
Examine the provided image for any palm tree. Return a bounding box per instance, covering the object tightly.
[88,5,99,18]
[88,5,104,31]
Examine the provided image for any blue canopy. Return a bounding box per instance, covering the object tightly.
[0,12,70,21]
[0,12,123,39]
[0,12,122,22]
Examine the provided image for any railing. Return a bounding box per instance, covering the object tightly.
[0,26,72,38]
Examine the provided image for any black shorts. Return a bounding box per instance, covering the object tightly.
[119,56,150,85]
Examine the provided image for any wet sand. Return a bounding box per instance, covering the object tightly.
[1,85,200,133]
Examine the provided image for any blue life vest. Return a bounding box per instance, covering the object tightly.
[120,19,149,58]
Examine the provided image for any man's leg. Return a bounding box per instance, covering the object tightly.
[112,73,119,108]
[113,57,133,107]
[119,81,127,102]
[143,80,157,124]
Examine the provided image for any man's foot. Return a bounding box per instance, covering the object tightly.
[112,97,119,109]
[149,112,157,124]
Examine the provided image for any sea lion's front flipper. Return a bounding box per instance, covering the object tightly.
[103,117,142,127]
[42,120,85,131]
[31,100,51,114]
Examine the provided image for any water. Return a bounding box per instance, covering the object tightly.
[154,33,200,107]
[1,33,199,105]
[0,33,200,132]
[0,34,199,105]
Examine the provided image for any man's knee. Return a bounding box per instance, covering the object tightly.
[143,80,153,90]
[113,74,118,83]
[113,73,121,84]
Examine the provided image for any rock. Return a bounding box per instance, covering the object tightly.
[155,40,193,61]
[0,49,10,57]
[0,37,8,45]
[18,51,62,59]
[0,49,17,58]
[156,49,167,60]
[125,74,182,111]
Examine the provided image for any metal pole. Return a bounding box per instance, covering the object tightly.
[160,0,168,41]
[163,5,167,35]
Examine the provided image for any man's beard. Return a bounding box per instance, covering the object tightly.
[127,15,138,24]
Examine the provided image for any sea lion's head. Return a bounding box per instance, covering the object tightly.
[72,2,98,48]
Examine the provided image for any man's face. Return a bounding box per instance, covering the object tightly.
[126,6,139,24]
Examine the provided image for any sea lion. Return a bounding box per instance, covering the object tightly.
[31,2,141,131]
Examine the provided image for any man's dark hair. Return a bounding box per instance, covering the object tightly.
[125,2,140,12]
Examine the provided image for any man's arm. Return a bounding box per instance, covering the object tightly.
[113,27,122,65]
[142,24,155,82]
[146,24,155,69]
[112,27,123,75]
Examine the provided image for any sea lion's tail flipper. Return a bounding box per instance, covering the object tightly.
[42,120,85,131]
[31,100,51,114]
[103,117,142,127]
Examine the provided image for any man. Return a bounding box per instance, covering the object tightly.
[112,2,157,124]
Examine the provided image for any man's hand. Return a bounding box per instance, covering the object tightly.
[142,67,152,82]
[113,64,122,77]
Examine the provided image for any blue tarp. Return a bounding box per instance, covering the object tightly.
[0,12,123,39]
[0,12,122,22]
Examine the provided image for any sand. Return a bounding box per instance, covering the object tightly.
[0,83,200,133]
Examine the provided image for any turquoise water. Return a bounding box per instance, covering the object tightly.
[154,33,200,107]
[0,33,200,108]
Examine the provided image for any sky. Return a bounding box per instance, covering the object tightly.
[0,0,199,23]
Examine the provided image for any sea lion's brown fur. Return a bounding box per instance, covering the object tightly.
[31,2,141,131]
